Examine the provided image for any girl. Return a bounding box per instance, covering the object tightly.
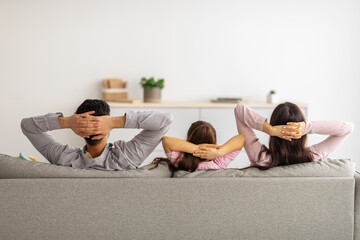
[152,120,245,172]
[231,102,354,169]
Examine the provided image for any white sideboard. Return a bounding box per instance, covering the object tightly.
[108,102,308,169]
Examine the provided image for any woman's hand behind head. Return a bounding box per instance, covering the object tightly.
[286,122,306,139]
[270,122,305,141]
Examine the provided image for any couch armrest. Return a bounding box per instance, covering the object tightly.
[355,171,360,240]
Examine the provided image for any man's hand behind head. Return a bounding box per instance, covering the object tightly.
[58,111,99,138]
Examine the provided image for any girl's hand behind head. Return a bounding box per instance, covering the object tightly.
[193,146,221,160]
[197,144,221,149]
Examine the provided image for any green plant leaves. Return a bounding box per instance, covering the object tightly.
[139,77,165,90]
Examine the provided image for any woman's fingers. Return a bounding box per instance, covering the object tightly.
[287,122,305,137]
[287,122,304,131]
[280,129,297,137]
[281,135,292,141]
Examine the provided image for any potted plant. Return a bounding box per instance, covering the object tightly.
[139,77,165,103]
[267,90,279,104]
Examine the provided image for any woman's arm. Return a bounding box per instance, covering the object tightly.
[193,134,245,160]
[234,104,300,165]
[234,104,268,164]
[302,121,354,160]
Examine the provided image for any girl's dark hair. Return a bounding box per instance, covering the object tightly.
[152,121,217,172]
[257,102,313,170]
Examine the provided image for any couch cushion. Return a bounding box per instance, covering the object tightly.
[0,154,171,178]
[173,158,355,178]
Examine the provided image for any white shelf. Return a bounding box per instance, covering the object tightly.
[108,102,308,109]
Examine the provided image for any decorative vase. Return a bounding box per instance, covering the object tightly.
[144,87,162,103]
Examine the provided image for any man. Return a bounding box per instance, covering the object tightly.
[21,99,173,170]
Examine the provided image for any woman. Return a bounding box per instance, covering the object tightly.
[233,102,354,169]
[152,120,245,172]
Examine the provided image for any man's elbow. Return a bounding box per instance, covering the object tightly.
[163,113,174,127]
[20,118,29,134]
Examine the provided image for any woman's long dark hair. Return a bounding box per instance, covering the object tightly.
[151,121,217,172]
[258,102,313,170]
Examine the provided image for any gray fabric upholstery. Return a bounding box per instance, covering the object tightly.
[355,171,360,240]
[0,177,354,240]
[0,153,357,239]
[0,154,171,178]
[173,158,355,178]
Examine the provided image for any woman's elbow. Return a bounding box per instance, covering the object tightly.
[234,104,245,116]
[344,122,354,135]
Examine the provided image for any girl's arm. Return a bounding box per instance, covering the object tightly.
[193,135,244,170]
[162,136,199,154]
[193,134,245,160]
[298,121,354,160]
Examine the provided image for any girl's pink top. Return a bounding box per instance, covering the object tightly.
[165,150,240,171]
[234,104,354,167]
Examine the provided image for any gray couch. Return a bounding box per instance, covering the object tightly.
[0,154,359,240]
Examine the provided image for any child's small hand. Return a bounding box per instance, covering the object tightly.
[193,146,221,160]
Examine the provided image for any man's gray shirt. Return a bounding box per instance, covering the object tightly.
[21,111,173,170]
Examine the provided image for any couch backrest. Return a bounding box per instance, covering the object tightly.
[173,158,355,178]
[0,154,172,178]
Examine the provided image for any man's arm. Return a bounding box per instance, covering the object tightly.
[21,113,72,164]
[21,111,96,164]
[115,111,173,167]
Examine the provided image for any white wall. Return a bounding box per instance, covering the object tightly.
[1,0,359,169]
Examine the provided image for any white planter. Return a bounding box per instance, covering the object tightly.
[267,94,279,104]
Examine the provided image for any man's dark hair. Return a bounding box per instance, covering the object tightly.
[75,99,110,146]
